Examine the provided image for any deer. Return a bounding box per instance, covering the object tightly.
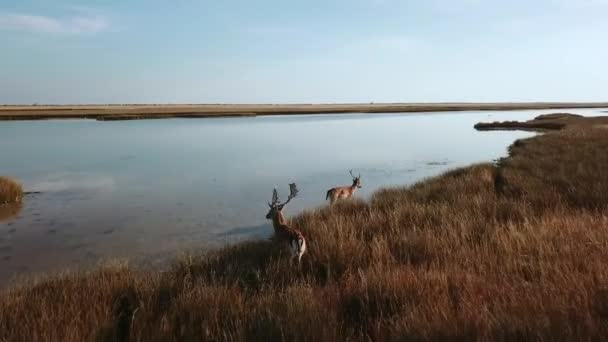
[326,170,362,205]
[265,183,307,263]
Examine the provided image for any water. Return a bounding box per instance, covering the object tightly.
[0,108,605,284]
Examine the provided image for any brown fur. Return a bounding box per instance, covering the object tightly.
[266,186,307,263]
[326,176,361,204]
[268,209,303,241]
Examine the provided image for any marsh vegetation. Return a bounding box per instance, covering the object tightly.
[2,102,608,120]
[0,177,22,205]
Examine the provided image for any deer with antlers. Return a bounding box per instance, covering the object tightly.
[326,170,362,205]
[265,183,307,263]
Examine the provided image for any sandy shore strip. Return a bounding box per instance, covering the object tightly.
[1,102,608,121]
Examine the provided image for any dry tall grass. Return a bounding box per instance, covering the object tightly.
[2,127,608,341]
[474,112,608,131]
[2,103,608,121]
[0,177,22,205]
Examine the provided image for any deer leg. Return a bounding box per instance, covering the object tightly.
[290,249,297,264]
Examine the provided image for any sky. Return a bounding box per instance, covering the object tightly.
[0,0,607,104]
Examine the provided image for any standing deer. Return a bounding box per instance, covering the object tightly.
[326,170,362,204]
[265,183,307,263]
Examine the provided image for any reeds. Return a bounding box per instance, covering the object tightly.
[0,177,22,205]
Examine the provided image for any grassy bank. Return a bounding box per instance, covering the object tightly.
[474,112,608,131]
[2,117,608,341]
[0,177,22,205]
[1,102,608,121]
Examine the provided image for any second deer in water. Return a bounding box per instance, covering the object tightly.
[326,170,362,205]
[265,183,307,263]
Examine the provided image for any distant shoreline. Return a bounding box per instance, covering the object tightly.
[1,102,607,121]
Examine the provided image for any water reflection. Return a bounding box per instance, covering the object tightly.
[216,222,271,241]
[30,173,116,193]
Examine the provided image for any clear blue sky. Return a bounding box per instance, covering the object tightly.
[1,0,607,104]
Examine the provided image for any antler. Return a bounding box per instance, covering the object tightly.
[269,183,299,208]
[288,183,299,199]
[278,183,299,208]
[268,187,279,207]
[349,169,361,179]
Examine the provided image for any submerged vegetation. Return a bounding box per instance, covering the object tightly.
[0,177,22,205]
[2,116,608,340]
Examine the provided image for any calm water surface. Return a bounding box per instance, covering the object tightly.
[0,108,605,285]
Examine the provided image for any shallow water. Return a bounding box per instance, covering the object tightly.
[0,108,605,285]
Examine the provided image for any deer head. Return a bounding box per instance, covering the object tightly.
[266,183,299,219]
[349,170,362,189]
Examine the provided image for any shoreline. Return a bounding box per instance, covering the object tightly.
[1,102,608,121]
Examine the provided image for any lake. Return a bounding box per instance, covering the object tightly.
[0,108,605,285]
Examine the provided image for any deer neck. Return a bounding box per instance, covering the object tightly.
[350,184,358,194]
[272,211,288,228]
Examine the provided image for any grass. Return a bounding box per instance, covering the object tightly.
[0,177,22,205]
[2,118,608,340]
[1,102,608,121]
[473,112,608,131]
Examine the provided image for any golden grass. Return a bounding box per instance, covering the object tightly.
[2,126,608,340]
[0,177,22,205]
